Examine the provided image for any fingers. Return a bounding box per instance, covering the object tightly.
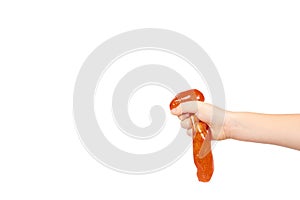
[180,117,192,129]
[171,101,214,124]
[170,100,227,140]
[171,101,202,115]
[186,128,193,137]
[178,113,191,121]
[178,114,193,136]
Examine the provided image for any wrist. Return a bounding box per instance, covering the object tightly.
[224,111,238,140]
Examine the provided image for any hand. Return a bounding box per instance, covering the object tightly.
[171,101,230,140]
[171,101,300,150]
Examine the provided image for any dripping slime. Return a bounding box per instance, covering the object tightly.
[170,89,214,182]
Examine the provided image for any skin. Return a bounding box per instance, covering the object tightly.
[171,101,300,151]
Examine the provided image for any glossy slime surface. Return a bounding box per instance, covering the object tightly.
[170,89,214,182]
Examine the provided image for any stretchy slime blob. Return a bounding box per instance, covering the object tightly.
[170,89,214,182]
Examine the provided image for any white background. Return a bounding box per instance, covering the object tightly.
[1,0,300,199]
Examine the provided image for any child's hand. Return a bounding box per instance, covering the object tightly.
[171,101,230,140]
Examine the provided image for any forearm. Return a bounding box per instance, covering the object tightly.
[227,112,300,150]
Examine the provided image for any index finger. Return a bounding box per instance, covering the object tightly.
[171,101,204,116]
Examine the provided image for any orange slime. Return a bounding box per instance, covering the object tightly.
[170,89,214,182]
